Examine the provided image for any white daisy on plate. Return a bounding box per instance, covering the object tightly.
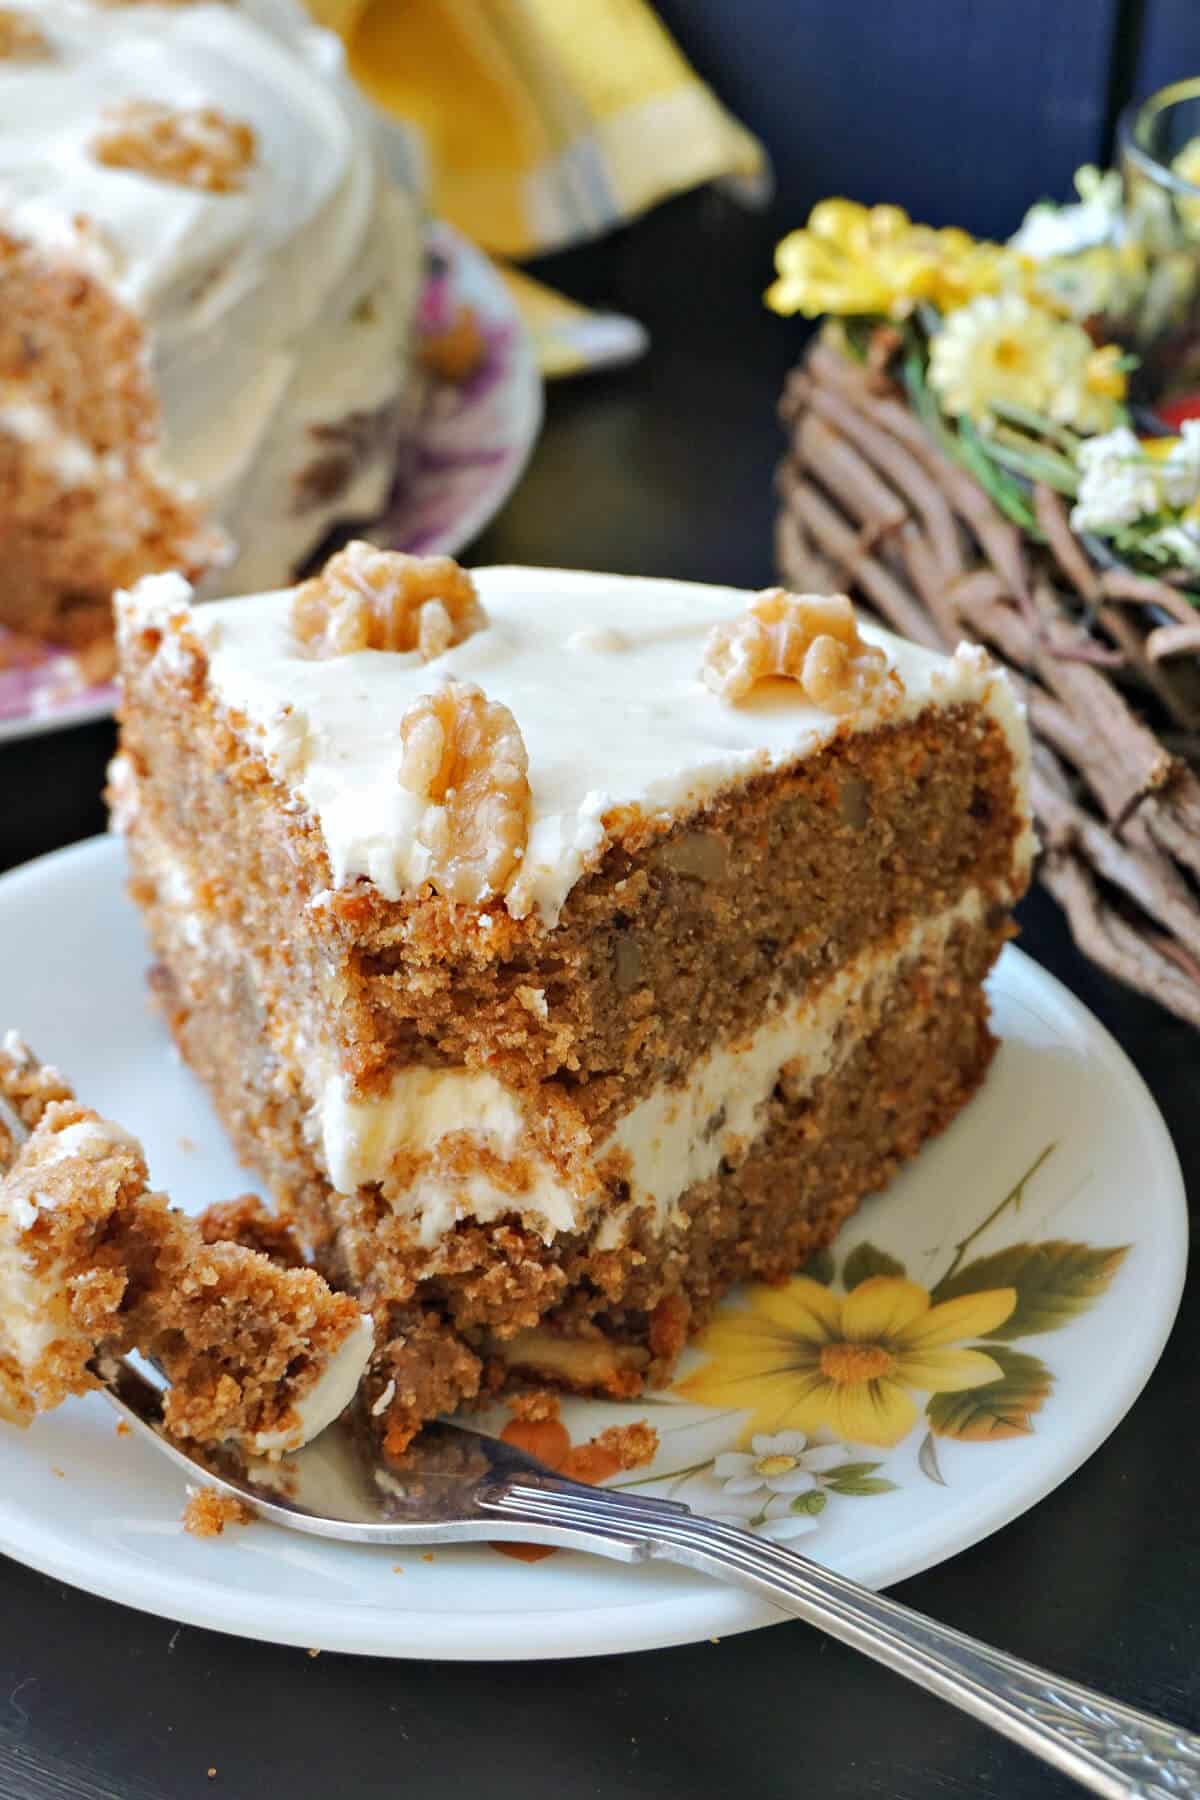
[707,1432,850,1541]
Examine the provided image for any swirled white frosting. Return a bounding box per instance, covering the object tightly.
[0,0,422,591]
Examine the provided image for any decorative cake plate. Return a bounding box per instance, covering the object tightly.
[0,222,543,746]
[0,837,1186,1660]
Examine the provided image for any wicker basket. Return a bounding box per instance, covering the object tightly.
[776,336,1200,1027]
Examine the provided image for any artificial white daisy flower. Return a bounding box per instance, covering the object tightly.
[1009,166,1124,260]
[1156,420,1200,509]
[1142,521,1200,570]
[1071,427,1161,534]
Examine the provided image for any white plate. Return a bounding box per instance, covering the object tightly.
[0,837,1186,1660]
[0,222,542,745]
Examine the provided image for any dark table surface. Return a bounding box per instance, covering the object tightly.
[0,193,1195,1800]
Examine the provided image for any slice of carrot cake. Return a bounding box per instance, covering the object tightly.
[110,550,1034,1450]
[0,1036,372,1451]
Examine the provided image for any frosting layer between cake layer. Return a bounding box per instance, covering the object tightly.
[317,893,986,1246]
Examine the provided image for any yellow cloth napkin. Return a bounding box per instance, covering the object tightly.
[309,0,767,373]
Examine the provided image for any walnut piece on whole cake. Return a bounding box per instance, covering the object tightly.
[291,542,489,661]
[398,679,531,904]
[0,8,52,57]
[92,100,257,194]
[701,588,899,713]
[0,1042,373,1452]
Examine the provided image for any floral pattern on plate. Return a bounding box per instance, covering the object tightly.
[487,1144,1130,1553]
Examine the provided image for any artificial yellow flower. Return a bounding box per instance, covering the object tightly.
[766,199,1017,322]
[923,227,1021,313]
[1046,338,1127,435]
[929,292,1065,419]
[1030,241,1148,323]
[675,1274,1017,1448]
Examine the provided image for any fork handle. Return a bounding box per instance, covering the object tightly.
[491,1480,1199,1799]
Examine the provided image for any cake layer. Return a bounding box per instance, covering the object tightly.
[179,564,1033,922]
[152,902,1006,1438]
[114,567,1031,1120]
[125,791,990,1249]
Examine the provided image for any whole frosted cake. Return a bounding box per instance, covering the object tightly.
[0,0,422,660]
[111,550,1034,1451]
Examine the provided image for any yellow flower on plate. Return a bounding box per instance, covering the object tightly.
[675,1273,1017,1447]
[766,199,1017,322]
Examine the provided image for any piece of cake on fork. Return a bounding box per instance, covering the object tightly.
[0,1035,373,1451]
[110,547,1033,1451]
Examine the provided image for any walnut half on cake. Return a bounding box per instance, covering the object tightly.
[110,551,1034,1453]
[0,1036,373,1452]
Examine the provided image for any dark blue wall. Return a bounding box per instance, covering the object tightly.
[654,0,1200,240]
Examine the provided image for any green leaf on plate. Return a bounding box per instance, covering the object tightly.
[926,1345,1054,1441]
[842,1242,906,1287]
[790,1489,828,1517]
[804,1247,837,1287]
[932,1241,1129,1339]
[823,1460,897,1496]
[918,1431,948,1487]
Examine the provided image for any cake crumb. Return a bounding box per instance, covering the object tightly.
[392,1564,404,1574]
[421,1553,434,1563]
[507,1389,560,1423]
[562,1421,658,1483]
[183,1488,255,1538]
[115,1419,131,1438]
[51,1467,65,1478]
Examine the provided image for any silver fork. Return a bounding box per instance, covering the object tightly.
[3,1096,1198,1797]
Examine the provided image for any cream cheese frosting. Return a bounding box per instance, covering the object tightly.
[250,1312,375,1454]
[321,894,986,1247]
[0,0,421,592]
[123,564,1034,925]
